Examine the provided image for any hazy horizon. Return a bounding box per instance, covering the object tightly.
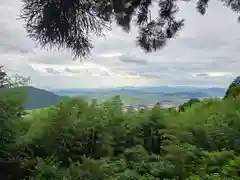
[45,85,226,91]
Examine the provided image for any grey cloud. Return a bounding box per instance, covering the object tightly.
[0,43,32,54]
[119,54,147,65]
[1,0,240,88]
[64,67,88,74]
[45,68,59,74]
[64,67,112,77]
[27,51,73,65]
[0,56,41,83]
[20,49,32,54]
[172,76,234,87]
[99,71,111,76]
[120,58,146,64]
[195,73,210,77]
[65,67,77,73]
[0,1,36,55]
[91,27,136,55]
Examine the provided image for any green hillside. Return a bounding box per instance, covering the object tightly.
[19,86,68,109]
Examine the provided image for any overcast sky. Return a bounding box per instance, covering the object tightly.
[0,0,239,88]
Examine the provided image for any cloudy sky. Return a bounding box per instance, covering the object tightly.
[0,0,239,89]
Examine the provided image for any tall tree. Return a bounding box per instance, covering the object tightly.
[0,67,30,180]
[0,66,30,89]
[20,0,240,59]
[0,66,7,88]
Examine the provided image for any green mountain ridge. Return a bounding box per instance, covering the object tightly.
[19,86,67,109]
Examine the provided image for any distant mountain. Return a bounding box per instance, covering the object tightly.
[195,88,226,97]
[52,86,226,97]
[19,86,67,109]
[51,86,226,107]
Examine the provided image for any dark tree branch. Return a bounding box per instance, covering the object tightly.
[19,0,240,59]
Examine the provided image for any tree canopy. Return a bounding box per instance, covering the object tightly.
[20,0,240,59]
[224,76,240,100]
[1,83,240,179]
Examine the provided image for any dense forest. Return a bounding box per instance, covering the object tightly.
[1,79,240,180]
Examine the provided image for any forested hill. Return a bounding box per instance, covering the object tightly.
[18,86,67,109]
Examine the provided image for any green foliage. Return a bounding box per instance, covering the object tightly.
[0,87,27,179]
[178,98,201,112]
[0,88,26,152]
[224,77,240,100]
[224,85,240,100]
[2,87,240,179]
